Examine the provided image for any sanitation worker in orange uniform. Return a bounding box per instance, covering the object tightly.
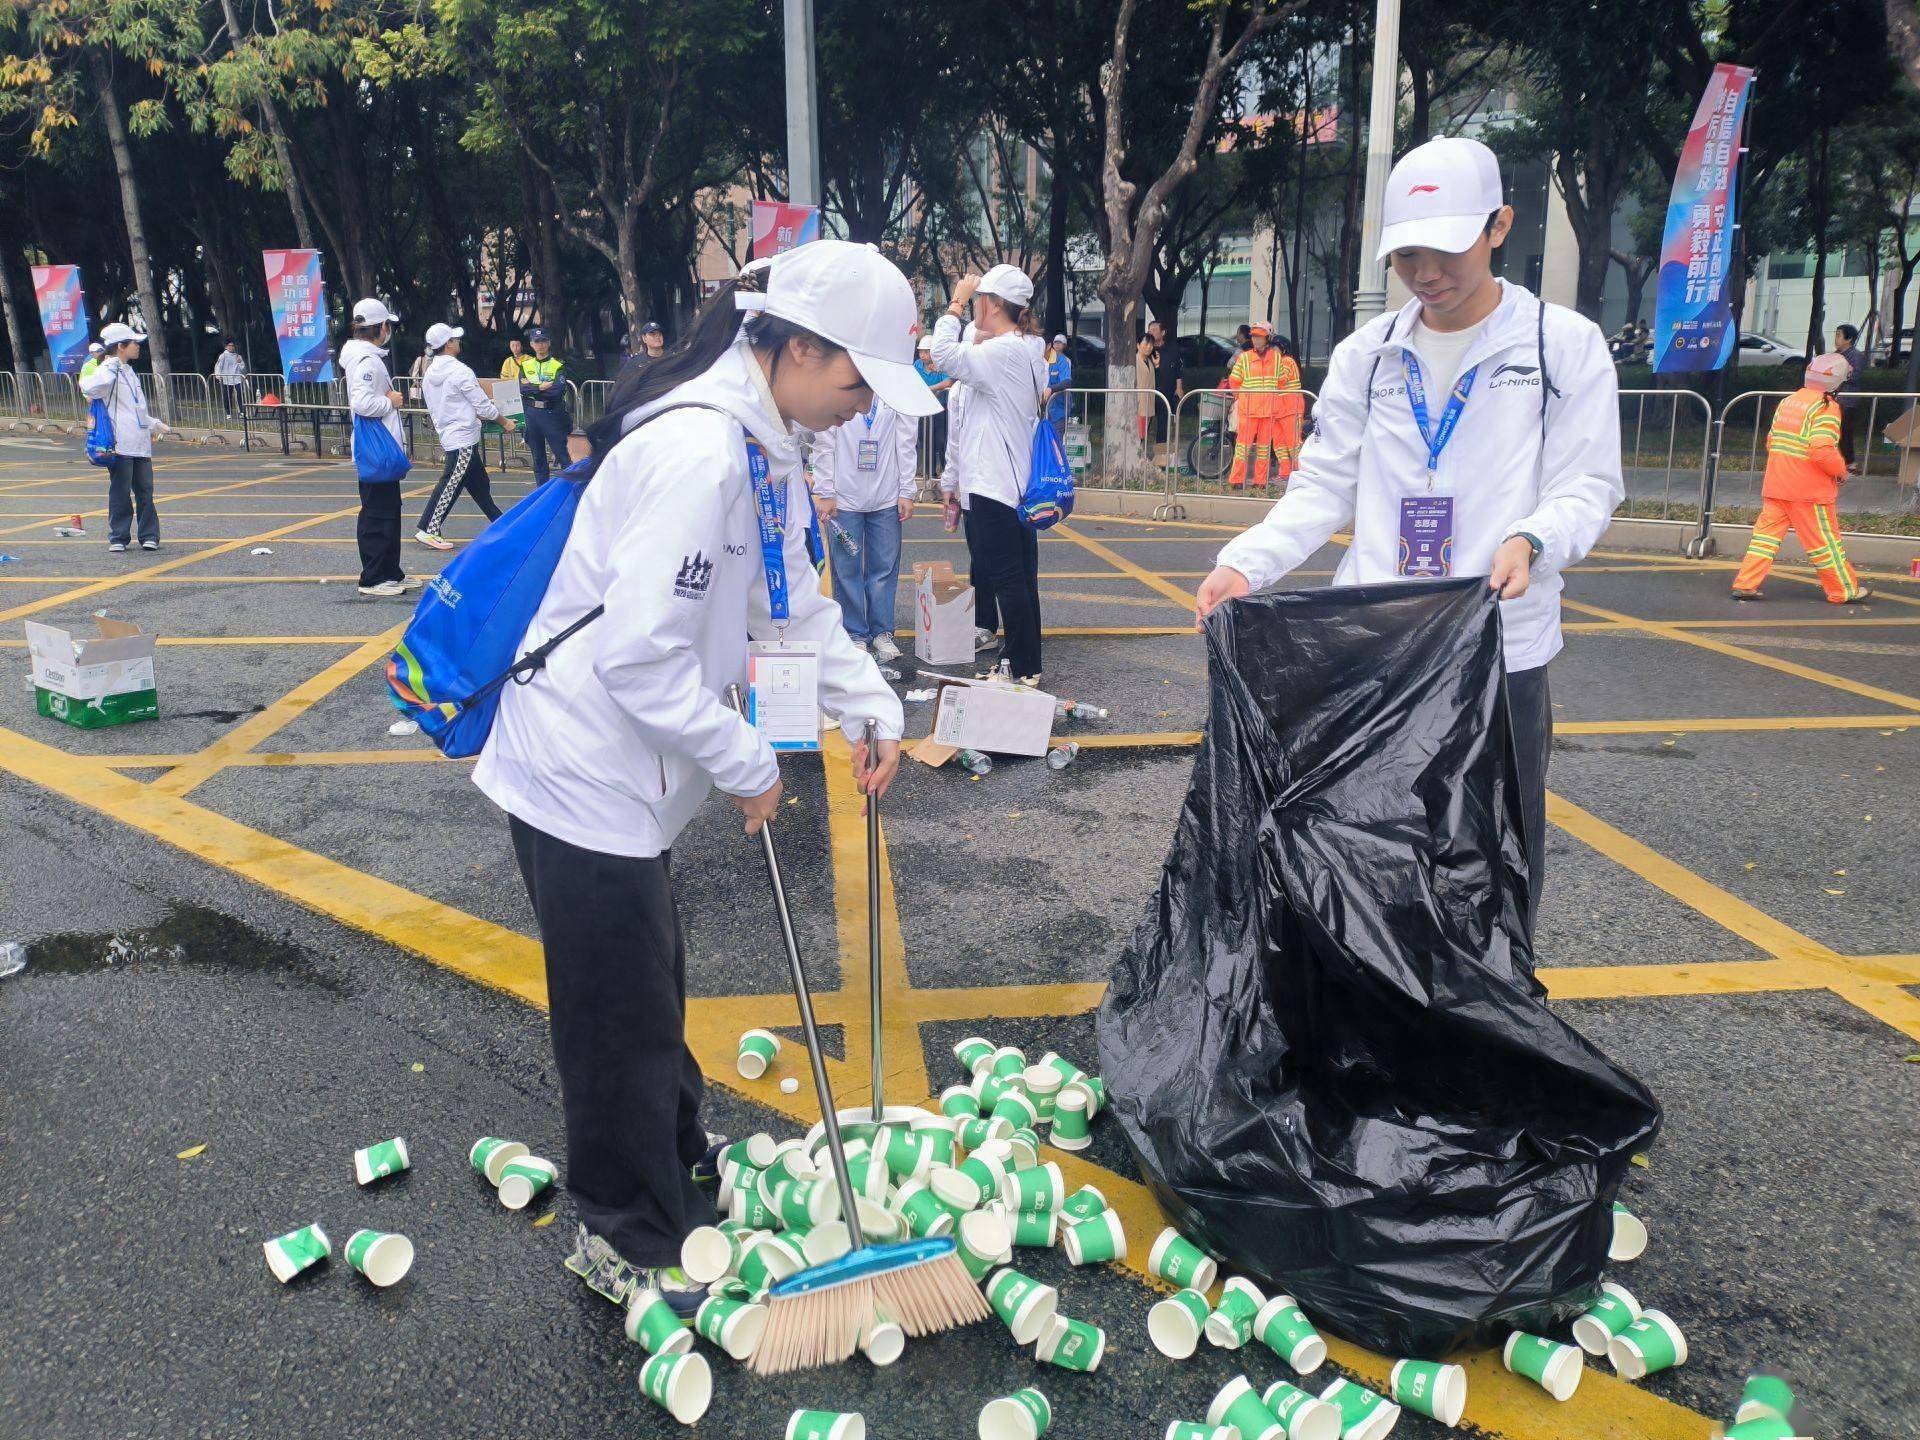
[1226,323,1302,490]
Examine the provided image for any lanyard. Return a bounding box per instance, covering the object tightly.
[861,400,878,431]
[746,438,791,625]
[1401,350,1477,479]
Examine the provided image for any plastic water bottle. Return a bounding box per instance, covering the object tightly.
[956,748,993,776]
[1046,742,1080,770]
[1055,700,1109,722]
[0,942,25,978]
[827,518,860,558]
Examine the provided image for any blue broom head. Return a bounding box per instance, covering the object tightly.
[767,1236,958,1298]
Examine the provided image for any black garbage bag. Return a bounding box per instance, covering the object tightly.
[1097,579,1661,1358]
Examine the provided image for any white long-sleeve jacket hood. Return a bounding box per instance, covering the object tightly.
[811,399,918,513]
[1216,281,1623,671]
[473,338,905,859]
[423,353,501,451]
[340,338,403,450]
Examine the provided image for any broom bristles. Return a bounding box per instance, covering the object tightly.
[748,1251,991,1375]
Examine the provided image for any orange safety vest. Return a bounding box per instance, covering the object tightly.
[1228,348,1299,419]
[1761,387,1845,503]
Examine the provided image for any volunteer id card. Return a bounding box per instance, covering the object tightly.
[857,438,880,471]
[1397,495,1454,578]
[747,640,822,752]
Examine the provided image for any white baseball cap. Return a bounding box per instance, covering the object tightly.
[87,341,105,354]
[738,240,941,417]
[100,322,145,346]
[977,263,1035,308]
[1377,136,1505,260]
[352,298,401,326]
[424,322,463,350]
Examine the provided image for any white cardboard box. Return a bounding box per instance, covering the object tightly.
[25,617,159,728]
[930,677,1056,757]
[487,378,525,418]
[915,561,975,665]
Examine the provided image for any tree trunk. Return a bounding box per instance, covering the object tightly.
[1044,159,1069,337]
[616,212,646,337]
[0,245,33,372]
[89,50,173,413]
[521,155,569,345]
[1289,48,1312,343]
[1805,128,1830,357]
[217,0,318,250]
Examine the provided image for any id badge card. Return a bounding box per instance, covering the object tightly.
[747,640,822,752]
[856,438,880,471]
[1397,495,1454,578]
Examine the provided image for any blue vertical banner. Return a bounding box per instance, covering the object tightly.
[30,265,90,374]
[1652,63,1755,374]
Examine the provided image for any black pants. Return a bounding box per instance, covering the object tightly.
[218,384,242,416]
[524,407,572,484]
[1837,400,1857,466]
[968,495,1043,676]
[963,504,998,635]
[356,482,404,587]
[509,817,716,1267]
[106,455,158,547]
[1506,663,1552,942]
[417,446,501,535]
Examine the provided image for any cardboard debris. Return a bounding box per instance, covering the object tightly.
[916,561,975,665]
[25,617,158,728]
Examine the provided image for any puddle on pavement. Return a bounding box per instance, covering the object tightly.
[22,904,345,992]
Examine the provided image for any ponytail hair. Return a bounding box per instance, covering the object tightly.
[586,266,844,468]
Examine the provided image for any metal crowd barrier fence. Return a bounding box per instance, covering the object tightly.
[1060,386,1174,499]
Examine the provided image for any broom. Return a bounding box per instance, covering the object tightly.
[730,691,989,1374]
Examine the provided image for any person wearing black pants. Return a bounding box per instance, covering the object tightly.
[1505,664,1551,945]
[416,321,512,551]
[963,504,999,636]
[341,299,418,598]
[967,495,1042,677]
[356,482,404,589]
[417,445,501,537]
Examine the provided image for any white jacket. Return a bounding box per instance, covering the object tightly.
[423,353,501,451]
[930,316,1046,509]
[474,338,905,860]
[937,325,976,508]
[213,352,246,385]
[340,338,403,451]
[812,399,917,513]
[80,357,167,459]
[1216,281,1623,671]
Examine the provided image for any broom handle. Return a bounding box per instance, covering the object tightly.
[865,717,884,1120]
[729,684,866,1248]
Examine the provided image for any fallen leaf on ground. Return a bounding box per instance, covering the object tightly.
[532,1212,555,1227]
[176,1143,207,1160]
[1824,888,1846,896]
[1630,1154,1651,1169]
[410,1062,425,1073]
[1833,869,1847,877]
[1744,862,1757,871]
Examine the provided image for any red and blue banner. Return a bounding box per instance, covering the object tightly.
[262,248,334,383]
[750,201,821,261]
[1652,63,1755,374]
[29,265,89,375]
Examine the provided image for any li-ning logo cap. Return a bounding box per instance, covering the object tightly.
[1377,136,1505,260]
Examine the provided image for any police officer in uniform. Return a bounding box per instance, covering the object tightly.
[517,325,573,484]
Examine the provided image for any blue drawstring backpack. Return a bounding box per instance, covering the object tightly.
[353,413,411,485]
[387,402,729,757]
[85,398,115,467]
[1019,417,1074,530]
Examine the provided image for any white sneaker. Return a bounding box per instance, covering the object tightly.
[141,540,159,550]
[358,580,406,597]
[870,632,901,662]
[974,628,1000,652]
[414,530,454,551]
[399,576,425,591]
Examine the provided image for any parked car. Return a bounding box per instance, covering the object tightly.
[1176,334,1242,369]
[1735,333,1807,369]
[1062,333,1107,379]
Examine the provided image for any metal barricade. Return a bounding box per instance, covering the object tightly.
[1062,386,1174,497]
[161,373,219,431]
[573,379,613,430]
[0,370,21,420]
[1615,386,1711,527]
[1163,386,1320,519]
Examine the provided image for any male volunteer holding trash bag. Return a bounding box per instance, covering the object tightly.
[1196,136,1624,928]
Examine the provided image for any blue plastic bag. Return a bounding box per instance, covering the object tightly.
[353,413,411,485]
[85,398,115,467]
[1018,417,1074,530]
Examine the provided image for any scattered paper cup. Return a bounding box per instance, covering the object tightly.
[786,1411,864,1440]
[985,1266,1059,1346]
[1035,1313,1105,1372]
[625,1287,695,1355]
[940,1084,983,1119]
[695,1292,766,1361]
[1722,1419,1799,1440]
[1608,1310,1687,1380]
[344,1228,414,1288]
[979,1387,1052,1440]
[1038,1051,1086,1087]
[957,1208,1013,1282]
[1061,1208,1126,1265]
[1317,1378,1400,1440]
[737,1028,781,1079]
[353,1137,410,1186]
[1009,1209,1058,1248]
[737,1233,806,1296]
[992,1091,1039,1133]
[497,1156,557,1211]
[1206,1276,1267,1350]
[954,1036,996,1073]
[894,1180,957,1239]
[1060,1185,1107,1222]
[1571,1281,1642,1356]
[1148,1288,1211,1360]
[1062,1075,1105,1117]
[1255,1294,1327,1374]
[1610,1201,1649,1262]
[1021,1064,1064,1121]
[468,1136,528,1185]
[798,1220,854,1268]
[1389,1358,1467,1427]
[1734,1374,1795,1426]
[639,1350,712,1425]
[1002,1162,1065,1215]
[989,1045,1027,1080]
[1505,1331,1584,1401]
[1208,1375,1285,1440]
[959,1115,1012,1150]
[860,1309,906,1366]
[1050,1087,1092,1150]
[1165,1426,1237,1440]
[1007,1129,1042,1170]
[263,1222,330,1283]
[1262,1380,1343,1440]
[721,1134,779,1171]
[1147,1226,1218,1291]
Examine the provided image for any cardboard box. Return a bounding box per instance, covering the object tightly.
[487,379,525,418]
[1063,422,1092,474]
[916,563,975,665]
[26,617,158,728]
[1882,406,1920,489]
[930,676,1055,757]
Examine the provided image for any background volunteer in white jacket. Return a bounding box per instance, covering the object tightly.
[473,240,937,1315]
[937,324,1002,654]
[931,265,1049,680]
[1195,137,1624,933]
[340,298,417,597]
[813,395,917,659]
[416,321,515,549]
[81,321,171,552]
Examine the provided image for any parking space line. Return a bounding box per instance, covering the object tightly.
[0,468,333,539]
[0,636,383,649]
[1039,588,1191,610]
[1051,523,1199,609]
[1556,714,1914,734]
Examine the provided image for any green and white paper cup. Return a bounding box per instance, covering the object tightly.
[985,1266,1059,1345]
[721,1133,779,1171]
[1722,1419,1799,1440]
[1504,1332,1584,1401]
[954,1036,996,1073]
[959,1115,1012,1150]
[1038,1051,1086,1087]
[737,1027,781,1079]
[978,1386,1052,1440]
[1734,1374,1796,1425]
[1002,1161,1065,1214]
[1165,1426,1237,1440]
[731,1175,780,1230]
[1009,1209,1058,1248]
[344,1228,414,1287]
[1061,1208,1126,1265]
[1262,1380,1343,1440]
[1207,1375,1285,1440]
[263,1222,331,1283]
[941,1084,983,1119]
[1060,1185,1107,1222]
[1389,1359,1467,1428]
[1608,1310,1686,1380]
[1255,1294,1327,1374]
[974,1072,1013,1112]
[1021,1064,1064,1122]
[957,1208,1013,1281]
[861,1309,906,1366]
[893,1179,958,1239]
[912,1114,960,1163]
[468,1136,528,1185]
[1062,1075,1104,1117]
[1318,1378,1400,1440]
[933,1154,1007,1211]
[875,1125,934,1182]
[639,1350,712,1426]
[763,1144,818,1186]
[771,1177,838,1229]
[1609,1202,1648,1262]
[1206,1276,1267,1350]
[1035,1313,1105,1372]
[786,1411,864,1440]
[1008,1129,1042,1171]
[992,1091,1039,1132]
[736,1233,806,1296]
[1147,1226,1218,1291]
[625,1287,695,1355]
[497,1155,557,1211]
[989,1045,1027,1080]
[353,1137,410,1186]
[1050,1088,1092,1151]
[695,1292,767,1360]
[1148,1287,1211,1360]
[1571,1281,1642,1356]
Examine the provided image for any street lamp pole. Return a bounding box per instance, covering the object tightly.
[783,0,822,210]
[1351,0,1403,329]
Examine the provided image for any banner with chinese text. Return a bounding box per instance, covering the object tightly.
[1652,64,1755,374]
[262,249,335,382]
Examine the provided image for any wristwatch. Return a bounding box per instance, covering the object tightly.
[1511,531,1544,562]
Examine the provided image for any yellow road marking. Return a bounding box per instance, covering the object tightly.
[1052,523,1199,609]
[0,636,380,649]
[1038,588,1191,610]
[0,469,327,538]
[1554,714,1914,735]
[1564,617,1920,631]
[0,574,376,584]
[97,748,448,770]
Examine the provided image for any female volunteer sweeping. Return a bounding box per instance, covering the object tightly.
[472,240,939,1318]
